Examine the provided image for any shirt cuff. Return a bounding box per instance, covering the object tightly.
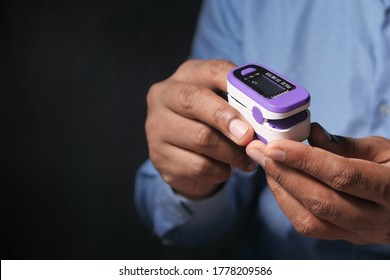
[137,160,247,245]
[154,173,238,245]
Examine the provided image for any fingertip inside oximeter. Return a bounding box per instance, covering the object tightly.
[227,63,311,143]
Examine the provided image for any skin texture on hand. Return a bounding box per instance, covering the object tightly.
[145,59,256,200]
[246,122,390,244]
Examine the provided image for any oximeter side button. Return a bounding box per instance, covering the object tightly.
[252,106,264,124]
[241,67,256,76]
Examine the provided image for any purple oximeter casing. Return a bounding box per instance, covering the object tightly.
[227,63,311,143]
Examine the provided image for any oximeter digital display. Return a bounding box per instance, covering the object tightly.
[227,63,311,143]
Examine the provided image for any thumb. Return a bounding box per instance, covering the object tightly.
[308,122,388,163]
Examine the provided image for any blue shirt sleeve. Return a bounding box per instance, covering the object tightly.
[135,160,259,245]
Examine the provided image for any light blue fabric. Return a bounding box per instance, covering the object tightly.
[135,0,390,259]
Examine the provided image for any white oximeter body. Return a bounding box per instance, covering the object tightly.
[227,63,311,143]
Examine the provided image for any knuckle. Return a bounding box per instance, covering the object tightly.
[296,148,311,171]
[179,84,202,112]
[146,82,162,105]
[329,163,360,190]
[145,115,157,135]
[145,114,165,145]
[309,199,336,219]
[161,173,175,186]
[368,136,390,158]
[374,136,390,149]
[209,103,230,124]
[174,59,203,79]
[295,146,321,175]
[178,59,198,72]
[294,215,319,238]
[145,83,166,135]
[266,164,284,185]
[269,183,284,200]
[342,137,358,155]
[145,127,157,154]
[144,118,152,135]
[191,158,212,178]
[192,125,218,149]
[149,150,165,176]
[208,59,233,80]
[304,191,338,219]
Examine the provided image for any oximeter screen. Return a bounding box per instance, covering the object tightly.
[250,75,285,98]
[234,65,296,98]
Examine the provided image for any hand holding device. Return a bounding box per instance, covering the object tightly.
[246,123,390,244]
[145,60,256,199]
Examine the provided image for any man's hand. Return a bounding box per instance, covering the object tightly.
[246,123,390,244]
[145,59,256,200]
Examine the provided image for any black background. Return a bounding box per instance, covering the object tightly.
[0,0,237,259]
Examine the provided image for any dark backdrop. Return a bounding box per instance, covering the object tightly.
[0,0,236,259]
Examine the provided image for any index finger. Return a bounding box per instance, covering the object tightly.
[162,80,254,146]
[161,60,254,146]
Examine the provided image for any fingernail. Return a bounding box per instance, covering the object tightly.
[229,119,249,140]
[247,149,266,168]
[267,148,286,162]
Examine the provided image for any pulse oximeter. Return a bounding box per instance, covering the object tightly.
[227,63,311,143]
